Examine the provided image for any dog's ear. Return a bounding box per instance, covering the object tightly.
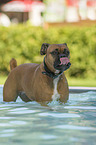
[63,43,67,46]
[40,43,50,55]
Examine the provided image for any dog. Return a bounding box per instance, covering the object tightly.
[3,43,71,103]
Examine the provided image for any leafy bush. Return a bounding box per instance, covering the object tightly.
[0,24,96,79]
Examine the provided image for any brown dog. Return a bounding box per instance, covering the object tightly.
[3,43,71,103]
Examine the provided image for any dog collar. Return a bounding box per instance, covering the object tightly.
[42,57,63,79]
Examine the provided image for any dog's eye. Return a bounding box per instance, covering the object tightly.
[50,50,58,55]
[63,49,69,56]
[66,51,69,56]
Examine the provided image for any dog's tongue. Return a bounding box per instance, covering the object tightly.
[59,57,70,65]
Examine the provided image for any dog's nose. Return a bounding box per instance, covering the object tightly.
[59,54,66,58]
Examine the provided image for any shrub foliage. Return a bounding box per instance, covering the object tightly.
[0,24,96,78]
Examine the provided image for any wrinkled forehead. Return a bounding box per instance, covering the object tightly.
[48,44,69,52]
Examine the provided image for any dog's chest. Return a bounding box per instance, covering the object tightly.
[52,76,60,101]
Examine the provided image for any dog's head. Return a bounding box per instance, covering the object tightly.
[40,43,71,72]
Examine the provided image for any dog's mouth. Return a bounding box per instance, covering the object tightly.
[59,57,70,65]
[54,57,71,71]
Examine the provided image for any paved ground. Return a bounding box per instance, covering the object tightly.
[45,20,96,28]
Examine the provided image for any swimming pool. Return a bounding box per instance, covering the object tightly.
[0,86,96,145]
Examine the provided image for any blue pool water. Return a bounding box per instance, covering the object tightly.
[0,86,96,145]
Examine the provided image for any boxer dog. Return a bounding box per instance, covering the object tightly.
[3,43,71,103]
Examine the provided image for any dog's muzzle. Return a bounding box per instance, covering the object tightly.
[54,54,71,71]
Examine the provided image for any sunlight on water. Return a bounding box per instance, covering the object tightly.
[38,112,80,118]
[0,86,96,145]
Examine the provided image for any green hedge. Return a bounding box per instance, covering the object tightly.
[0,24,96,79]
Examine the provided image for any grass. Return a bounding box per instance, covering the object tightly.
[0,75,96,87]
[68,77,96,87]
[0,76,7,85]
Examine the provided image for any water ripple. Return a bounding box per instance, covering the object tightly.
[8,107,36,114]
[0,117,15,119]
[41,134,57,140]
[9,121,27,125]
[0,123,12,127]
[9,110,36,114]
[0,133,14,137]
[64,106,96,110]
[56,125,96,131]
[39,112,80,118]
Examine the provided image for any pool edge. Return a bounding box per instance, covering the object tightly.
[0,85,96,93]
[69,86,96,93]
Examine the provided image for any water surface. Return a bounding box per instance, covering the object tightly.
[0,86,96,145]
